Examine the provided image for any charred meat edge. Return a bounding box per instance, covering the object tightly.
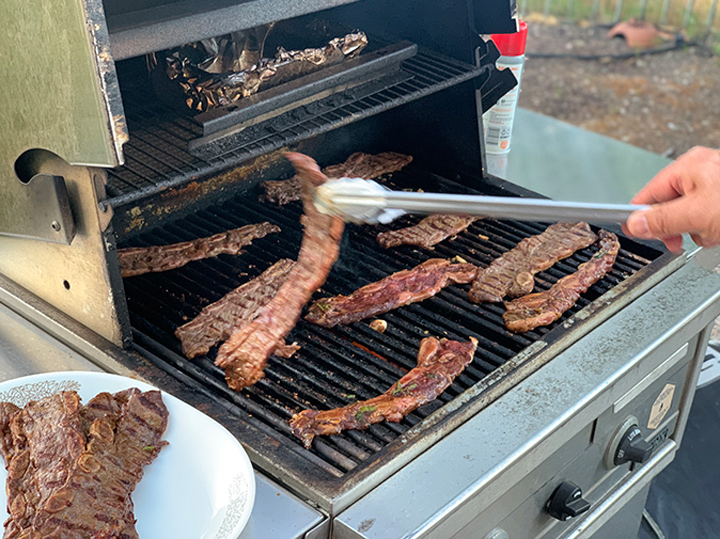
[118,222,280,278]
[261,152,413,205]
[469,221,598,303]
[377,214,478,249]
[306,258,478,328]
[175,259,296,359]
[216,152,344,390]
[503,230,620,332]
[290,337,478,448]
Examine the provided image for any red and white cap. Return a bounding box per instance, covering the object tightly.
[491,20,528,57]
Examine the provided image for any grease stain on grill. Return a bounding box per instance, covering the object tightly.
[358,518,376,532]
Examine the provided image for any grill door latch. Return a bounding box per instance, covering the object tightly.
[0,173,75,245]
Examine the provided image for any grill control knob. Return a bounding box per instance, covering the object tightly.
[546,481,591,521]
[614,424,652,466]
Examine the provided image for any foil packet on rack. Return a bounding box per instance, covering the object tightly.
[155,31,368,112]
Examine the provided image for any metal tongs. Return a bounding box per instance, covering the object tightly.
[314,178,649,224]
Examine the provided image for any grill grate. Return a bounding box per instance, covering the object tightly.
[107,48,486,208]
[122,167,663,478]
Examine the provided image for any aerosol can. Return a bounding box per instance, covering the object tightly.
[483,20,528,155]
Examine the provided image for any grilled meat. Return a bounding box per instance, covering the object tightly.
[261,152,413,205]
[503,230,620,332]
[2,392,86,537]
[468,222,597,303]
[30,390,168,539]
[118,222,280,278]
[377,214,477,249]
[216,153,344,390]
[0,390,168,539]
[306,259,478,327]
[290,337,478,448]
[175,259,296,358]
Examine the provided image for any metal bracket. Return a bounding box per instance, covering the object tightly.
[0,173,75,245]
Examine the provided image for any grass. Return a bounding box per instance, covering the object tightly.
[521,0,720,34]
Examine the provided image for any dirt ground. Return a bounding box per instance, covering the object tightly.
[518,21,720,158]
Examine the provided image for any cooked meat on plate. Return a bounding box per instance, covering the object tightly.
[306,258,478,327]
[377,214,477,249]
[503,229,620,332]
[469,221,597,303]
[261,151,412,205]
[216,152,344,390]
[0,389,168,539]
[290,337,477,448]
[118,222,280,278]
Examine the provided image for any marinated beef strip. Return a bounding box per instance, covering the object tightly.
[175,259,296,358]
[306,259,478,328]
[377,214,478,249]
[77,391,139,539]
[0,390,167,539]
[216,153,345,390]
[290,337,478,448]
[3,392,86,538]
[30,390,169,539]
[261,151,413,205]
[503,230,620,332]
[118,222,280,278]
[468,221,597,304]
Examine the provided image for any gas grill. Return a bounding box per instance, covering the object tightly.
[2,1,720,538]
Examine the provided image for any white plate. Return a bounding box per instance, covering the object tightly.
[0,371,255,539]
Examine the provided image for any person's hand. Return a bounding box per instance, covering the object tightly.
[625,146,720,252]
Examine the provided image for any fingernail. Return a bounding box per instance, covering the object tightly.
[628,213,651,238]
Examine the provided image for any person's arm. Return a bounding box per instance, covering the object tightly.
[625,146,720,252]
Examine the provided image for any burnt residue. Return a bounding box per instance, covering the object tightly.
[113,149,289,239]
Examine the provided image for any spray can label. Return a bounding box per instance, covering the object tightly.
[483,60,524,154]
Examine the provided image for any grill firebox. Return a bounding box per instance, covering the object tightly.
[120,164,675,511]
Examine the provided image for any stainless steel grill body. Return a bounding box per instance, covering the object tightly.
[2,0,720,538]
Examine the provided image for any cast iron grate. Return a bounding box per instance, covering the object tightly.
[106,47,486,209]
[122,166,664,477]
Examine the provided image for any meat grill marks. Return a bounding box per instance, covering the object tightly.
[290,337,478,448]
[504,230,620,333]
[468,221,598,303]
[260,151,413,205]
[0,390,168,539]
[30,390,169,539]
[377,214,477,249]
[216,153,345,390]
[118,222,280,278]
[175,259,296,359]
[3,392,85,539]
[306,258,478,327]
